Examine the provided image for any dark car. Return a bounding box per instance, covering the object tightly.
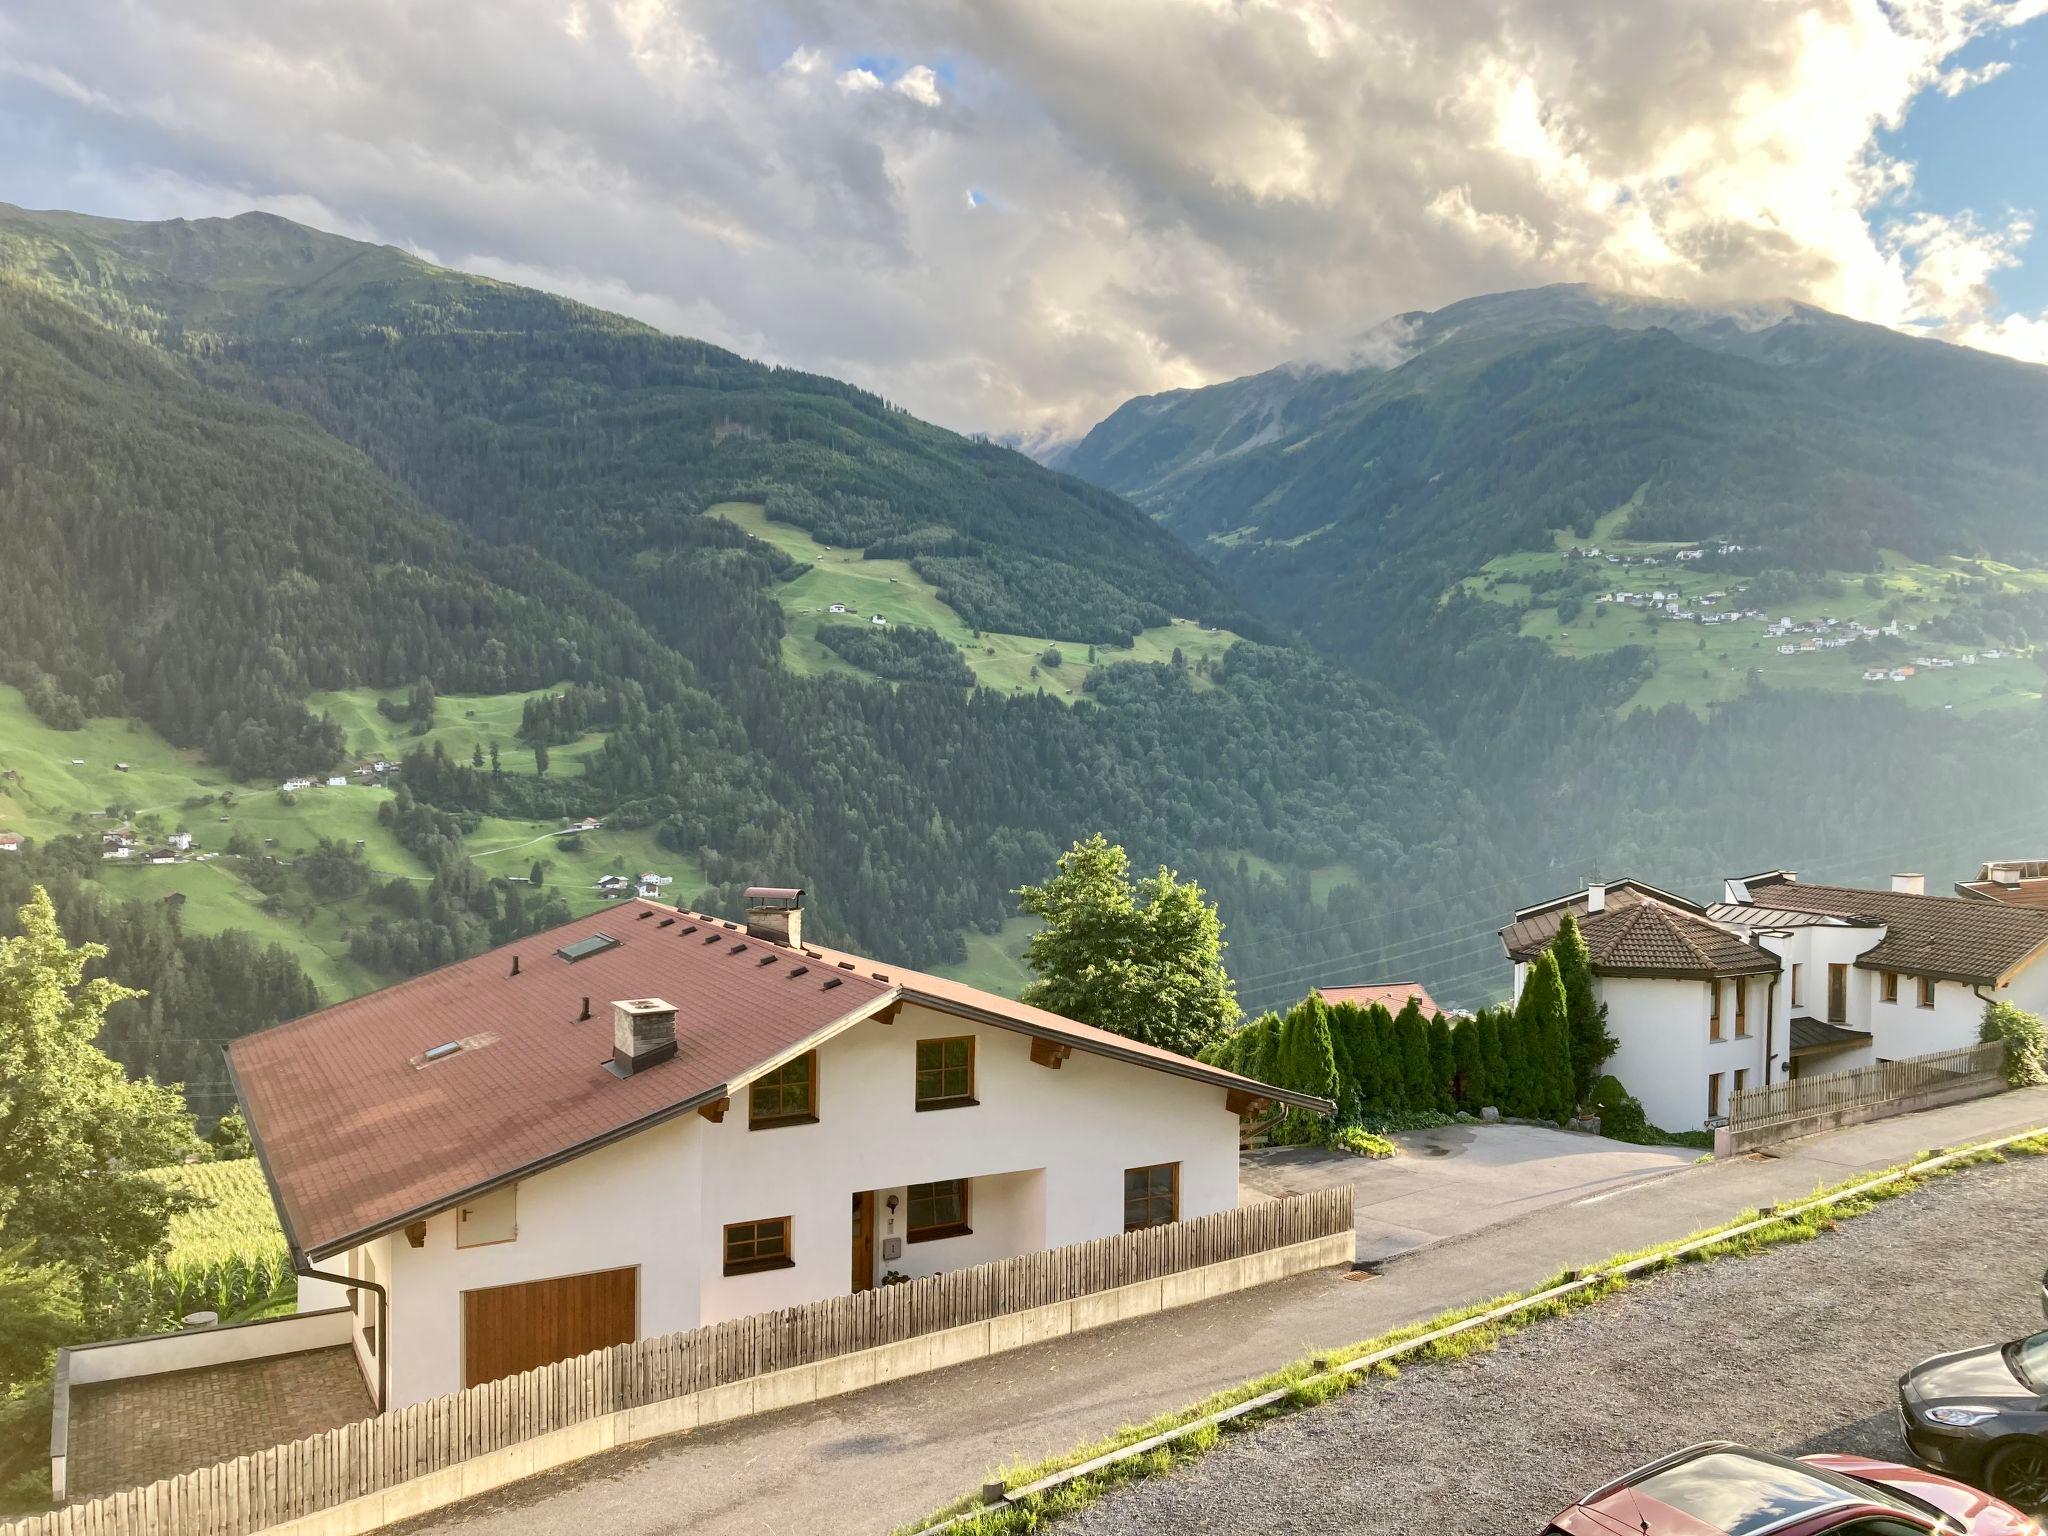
[1900,1329,2048,1507]
[1546,1441,2041,1534]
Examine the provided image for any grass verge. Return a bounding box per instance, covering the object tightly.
[901,1129,2048,1534]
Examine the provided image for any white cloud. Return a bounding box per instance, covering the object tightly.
[0,0,2042,441]
[892,63,942,105]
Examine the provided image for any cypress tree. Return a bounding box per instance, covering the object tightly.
[1426,1013,1456,1112]
[1394,998,1433,1112]
[1551,913,1616,1103]
[1327,1001,1369,1111]
[1504,986,1538,1115]
[1451,1014,1485,1111]
[1521,952,1574,1120]
[1365,1003,1400,1110]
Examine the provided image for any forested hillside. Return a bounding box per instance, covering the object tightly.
[1064,285,2048,933]
[0,204,1501,1079]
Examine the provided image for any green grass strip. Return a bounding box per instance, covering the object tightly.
[901,1128,2048,1535]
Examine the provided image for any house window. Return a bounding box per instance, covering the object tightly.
[1827,963,1848,1024]
[1733,1068,1749,1096]
[749,1051,817,1128]
[722,1216,793,1275]
[906,1179,972,1242]
[1917,976,1936,1009]
[915,1037,977,1110]
[1790,964,1803,1007]
[1707,1071,1723,1120]
[1880,971,1899,1004]
[1708,983,1723,1041]
[1124,1163,1180,1231]
[457,1184,517,1248]
[1733,977,1749,1038]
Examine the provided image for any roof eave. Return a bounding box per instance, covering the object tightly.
[904,987,1337,1115]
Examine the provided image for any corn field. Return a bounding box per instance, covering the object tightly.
[118,1160,296,1326]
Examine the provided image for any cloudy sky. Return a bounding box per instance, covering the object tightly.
[3,0,2046,441]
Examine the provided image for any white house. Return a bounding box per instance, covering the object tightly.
[168,832,193,851]
[1502,871,2048,1133]
[635,871,673,899]
[230,888,1321,1411]
[0,832,21,853]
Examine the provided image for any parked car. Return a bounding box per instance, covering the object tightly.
[1900,1329,2048,1508]
[1546,1441,2040,1534]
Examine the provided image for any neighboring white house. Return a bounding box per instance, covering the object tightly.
[0,832,21,853]
[636,871,674,899]
[1501,870,2048,1133]
[167,831,193,851]
[230,888,1322,1411]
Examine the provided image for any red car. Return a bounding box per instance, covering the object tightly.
[1547,1442,2043,1535]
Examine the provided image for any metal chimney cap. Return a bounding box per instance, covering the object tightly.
[744,886,804,910]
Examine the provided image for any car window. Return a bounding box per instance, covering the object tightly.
[2011,1329,2048,1391]
[1829,1522,1928,1535]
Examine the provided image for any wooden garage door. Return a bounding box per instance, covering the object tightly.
[461,1267,637,1388]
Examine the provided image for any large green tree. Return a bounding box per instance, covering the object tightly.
[0,888,200,1328]
[1019,835,1241,1056]
[1551,913,1616,1102]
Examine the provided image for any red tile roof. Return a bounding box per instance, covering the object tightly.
[231,901,1330,1260]
[1314,982,1442,1016]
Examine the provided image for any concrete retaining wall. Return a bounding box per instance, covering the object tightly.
[257,1230,1354,1536]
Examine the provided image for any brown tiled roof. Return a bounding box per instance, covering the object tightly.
[1577,900,1778,979]
[231,901,1328,1260]
[1954,878,2048,911]
[1315,982,1442,1016]
[1788,1017,1872,1054]
[1503,883,1773,979]
[1739,876,2048,985]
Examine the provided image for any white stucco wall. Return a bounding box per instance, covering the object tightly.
[326,1002,1242,1407]
[1596,975,1772,1133]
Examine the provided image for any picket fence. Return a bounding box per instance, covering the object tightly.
[1727,1039,2007,1136]
[9,1187,1353,1536]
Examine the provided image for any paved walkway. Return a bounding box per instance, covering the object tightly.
[393,1087,2048,1536]
[1244,1121,1696,1261]
[67,1345,372,1499]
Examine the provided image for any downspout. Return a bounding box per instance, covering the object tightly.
[297,1250,388,1413]
[1762,970,1780,1083]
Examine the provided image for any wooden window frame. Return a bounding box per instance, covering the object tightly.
[1733,1067,1749,1096]
[1708,982,1723,1041]
[1827,963,1849,1024]
[748,1051,819,1129]
[905,1178,972,1243]
[914,1035,978,1111]
[1880,970,1899,1004]
[1916,975,1936,1009]
[1707,1070,1723,1120]
[1123,1162,1180,1233]
[722,1216,794,1276]
[1733,977,1749,1039]
[1790,963,1802,1008]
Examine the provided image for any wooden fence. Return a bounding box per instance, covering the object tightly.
[7,1187,1352,1536]
[1727,1039,2007,1136]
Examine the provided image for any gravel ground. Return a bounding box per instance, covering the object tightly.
[1065,1153,2048,1536]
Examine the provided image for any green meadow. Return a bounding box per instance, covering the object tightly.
[707,501,1241,701]
[1456,505,2046,716]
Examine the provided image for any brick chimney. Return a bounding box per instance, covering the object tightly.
[744,886,805,948]
[1891,873,1925,896]
[609,998,677,1077]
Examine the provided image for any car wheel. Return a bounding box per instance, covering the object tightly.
[1983,1440,2048,1509]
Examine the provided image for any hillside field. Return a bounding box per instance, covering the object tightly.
[707,502,1241,700]
[0,686,701,1000]
[1457,506,2046,716]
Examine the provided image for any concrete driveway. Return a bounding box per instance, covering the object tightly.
[1242,1123,1698,1262]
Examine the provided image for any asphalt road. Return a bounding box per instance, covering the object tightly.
[1242,1121,1696,1261]
[1067,1151,2048,1536]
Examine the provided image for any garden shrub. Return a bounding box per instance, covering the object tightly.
[1981,1000,2048,1086]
